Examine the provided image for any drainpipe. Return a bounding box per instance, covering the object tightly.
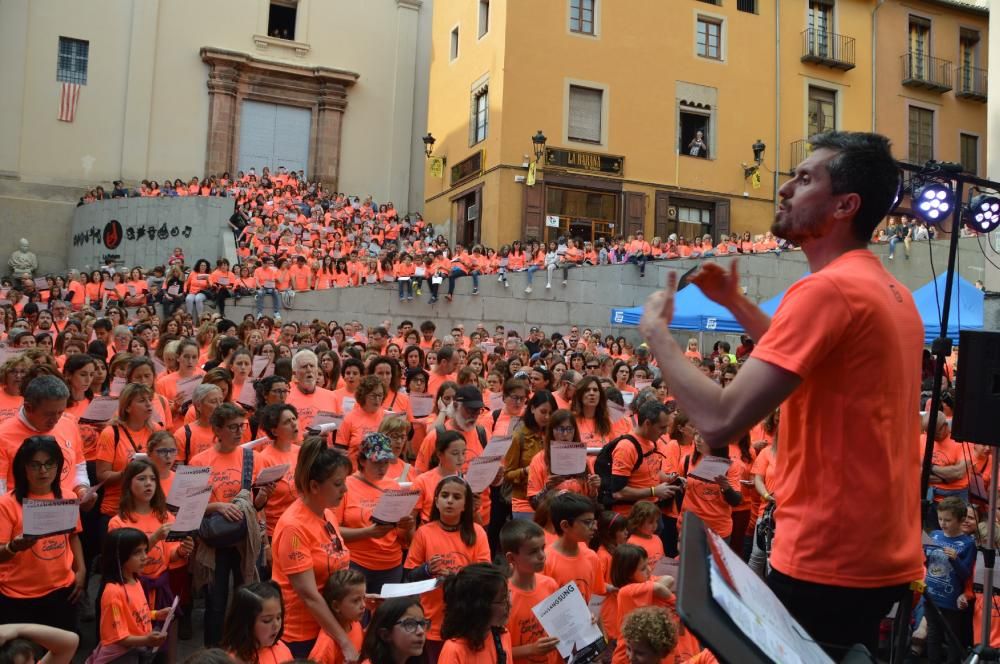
[773,0,781,209]
[872,0,887,132]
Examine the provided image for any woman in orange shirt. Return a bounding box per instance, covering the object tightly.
[571,376,615,448]
[394,254,416,301]
[256,403,301,539]
[0,436,86,631]
[95,384,161,523]
[184,259,212,319]
[62,354,96,424]
[336,433,415,593]
[438,564,514,664]
[209,258,238,317]
[85,270,103,307]
[0,356,29,422]
[124,268,149,307]
[339,376,387,461]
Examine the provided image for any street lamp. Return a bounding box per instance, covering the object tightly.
[532,130,547,161]
[752,139,766,164]
[422,133,436,159]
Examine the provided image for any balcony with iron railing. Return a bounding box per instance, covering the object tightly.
[901,52,953,93]
[800,28,856,70]
[955,65,988,102]
[789,139,811,171]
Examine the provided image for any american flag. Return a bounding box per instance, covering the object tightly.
[58,82,81,122]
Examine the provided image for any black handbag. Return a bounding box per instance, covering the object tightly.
[198,448,253,548]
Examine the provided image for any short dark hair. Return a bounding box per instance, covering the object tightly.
[637,400,668,426]
[809,131,899,242]
[210,402,246,428]
[550,492,596,535]
[500,518,545,555]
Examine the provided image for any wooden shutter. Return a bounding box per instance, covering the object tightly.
[625,191,645,237]
[654,191,670,239]
[714,199,731,241]
[523,183,544,242]
[569,86,602,143]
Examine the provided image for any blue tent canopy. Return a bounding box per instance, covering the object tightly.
[910,273,983,344]
[609,284,743,331]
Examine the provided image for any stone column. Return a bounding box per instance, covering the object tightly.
[204,64,240,176]
[313,81,348,189]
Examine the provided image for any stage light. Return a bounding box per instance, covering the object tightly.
[914,182,954,224]
[966,193,1000,233]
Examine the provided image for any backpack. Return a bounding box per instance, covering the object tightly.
[594,434,655,509]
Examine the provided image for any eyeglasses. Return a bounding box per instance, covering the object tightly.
[154,448,178,457]
[575,517,597,528]
[585,364,599,370]
[27,460,57,472]
[224,422,248,434]
[506,394,526,403]
[324,521,344,553]
[395,618,432,634]
[553,426,575,435]
[269,388,289,396]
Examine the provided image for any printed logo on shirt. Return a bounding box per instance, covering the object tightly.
[514,616,550,664]
[210,468,242,502]
[33,535,68,561]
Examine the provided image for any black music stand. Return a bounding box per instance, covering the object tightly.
[676,514,872,664]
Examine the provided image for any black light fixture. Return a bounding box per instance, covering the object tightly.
[532,130,547,160]
[422,132,436,159]
[914,180,955,224]
[752,139,766,164]
[966,192,1000,233]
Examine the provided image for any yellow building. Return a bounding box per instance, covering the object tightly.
[422,0,989,250]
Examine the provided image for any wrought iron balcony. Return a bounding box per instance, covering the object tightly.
[901,52,953,93]
[800,28,856,70]
[955,65,987,102]
[789,139,811,171]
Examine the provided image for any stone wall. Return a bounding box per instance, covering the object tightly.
[226,237,991,340]
[67,197,236,272]
[0,179,80,276]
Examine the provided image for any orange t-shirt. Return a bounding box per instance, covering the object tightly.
[333,474,405,570]
[0,491,81,598]
[542,543,603,604]
[439,632,514,664]
[0,391,20,422]
[597,546,618,639]
[189,446,264,503]
[286,385,338,437]
[339,407,386,463]
[0,415,85,499]
[257,443,299,536]
[272,499,351,642]
[427,371,457,399]
[610,433,668,515]
[95,424,158,516]
[931,436,971,492]
[185,272,212,295]
[627,533,664,571]
[679,459,743,539]
[751,249,923,587]
[173,421,216,464]
[245,642,294,664]
[508,575,561,664]
[108,510,179,579]
[412,468,449,521]
[404,521,491,641]
[309,621,362,664]
[526,453,593,505]
[99,581,152,646]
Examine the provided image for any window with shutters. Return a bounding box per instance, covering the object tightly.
[737,0,758,13]
[676,205,713,242]
[696,17,723,60]
[568,85,603,145]
[569,0,596,35]
[57,37,89,85]
[807,86,836,137]
[470,85,488,145]
[908,106,934,165]
[960,134,978,175]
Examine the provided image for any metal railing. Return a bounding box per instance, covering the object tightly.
[800,28,856,70]
[901,52,953,91]
[956,65,988,100]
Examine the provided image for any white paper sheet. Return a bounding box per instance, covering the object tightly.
[550,442,587,476]
[165,466,211,509]
[252,356,272,378]
[532,581,605,660]
[371,489,421,524]
[409,393,434,419]
[342,397,356,414]
[634,379,653,392]
[465,455,503,493]
[153,596,181,652]
[253,464,289,486]
[308,411,343,432]
[175,375,203,403]
[488,392,504,412]
[81,396,119,422]
[622,392,634,406]
[22,498,79,536]
[688,456,733,482]
[109,377,127,398]
[482,435,514,459]
[607,402,628,424]
[378,578,438,598]
[236,381,257,407]
[241,437,270,450]
[171,485,213,533]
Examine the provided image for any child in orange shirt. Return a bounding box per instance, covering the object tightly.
[97,528,167,654]
[542,492,603,604]
[501,519,561,664]
[618,606,679,664]
[593,511,629,641]
[309,569,366,664]
[220,580,294,664]
[679,436,743,542]
[438,563,514,664]
[610,545,676,664]
[626,501,664,572]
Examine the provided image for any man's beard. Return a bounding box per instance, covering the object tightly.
[452,410,472,431]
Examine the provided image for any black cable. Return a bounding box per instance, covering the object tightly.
[929,234,942,335]
[977,235,1000,275]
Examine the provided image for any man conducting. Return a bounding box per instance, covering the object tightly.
[639,131,922,657]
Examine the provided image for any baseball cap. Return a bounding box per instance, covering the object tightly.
[454,385,485,410]
[360,432,394,462]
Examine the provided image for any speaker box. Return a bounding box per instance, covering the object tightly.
[953,330,1000,447]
